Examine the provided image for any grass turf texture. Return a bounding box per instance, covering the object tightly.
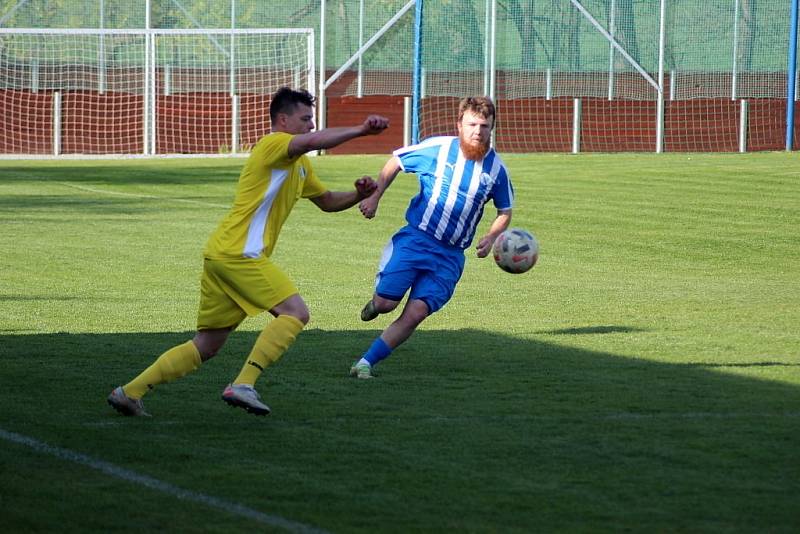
[0,153,798,532]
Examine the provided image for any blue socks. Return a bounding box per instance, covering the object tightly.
[361,337,393,367]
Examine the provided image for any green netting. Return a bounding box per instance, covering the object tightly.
[1,0,796,99]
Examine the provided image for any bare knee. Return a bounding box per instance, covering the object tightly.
[374,295,400,314]
[193,339,221,361]
[291,308,310,325]
[381,300,430,348]
[270,294,310,325]
[399,300,429,328]
[193,329,231,361]
[399,310,427,329]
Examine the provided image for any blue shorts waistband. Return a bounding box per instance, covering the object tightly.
[402,225,465,252]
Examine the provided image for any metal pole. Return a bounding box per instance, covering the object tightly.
[786,0,799,150]
[145,0,151,155]
[143,35,150,155]
[357,0,364,97]
[489,0,496,147]
[149,35,157,155]
[483,0,491,96]
[572,98,581,154]
[307,31,315,97]
[739,99,748,153]
[231,94,239,154]
[546,68,552,100]
[670,69,676,101]
[53,92,61,156]
[230,0,235,97]
[403,96,412,146]
[99,0,106,94]
[489,0,496,101]
[607,0,616,100]
[31,59,39,93]
[732,0,740,100]
[318,0,327,132]
[655,0,666,153]
[411,0,423,144]
[164,64,171,96]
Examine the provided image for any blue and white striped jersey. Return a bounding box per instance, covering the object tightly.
[394,136,514,249]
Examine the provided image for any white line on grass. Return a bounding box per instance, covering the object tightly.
[0,427,328,534]
[57,182,229,209]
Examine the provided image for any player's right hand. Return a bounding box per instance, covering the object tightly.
[362,115,389,135]
[355,176,378,199]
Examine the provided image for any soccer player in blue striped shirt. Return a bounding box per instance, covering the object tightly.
[351,96,513,379]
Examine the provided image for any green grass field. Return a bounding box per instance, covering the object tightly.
[1,152,799,533]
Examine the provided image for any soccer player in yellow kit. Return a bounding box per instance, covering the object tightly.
[108,87,389,416]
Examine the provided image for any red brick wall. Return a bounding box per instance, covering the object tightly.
[1,89,797,154]
[325,95,405,154]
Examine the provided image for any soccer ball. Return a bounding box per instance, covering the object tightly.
[493,228,539,274]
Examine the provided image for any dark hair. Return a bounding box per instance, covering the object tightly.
[269,87,315,122]
[457,96,496,126]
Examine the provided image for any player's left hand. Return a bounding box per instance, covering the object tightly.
[355,176,378,199]
[475,235,493,258]
[359,193,379,219]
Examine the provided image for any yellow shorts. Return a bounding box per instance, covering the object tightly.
[196,256,298,330]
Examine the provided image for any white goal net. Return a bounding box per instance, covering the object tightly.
[0,28,314,157]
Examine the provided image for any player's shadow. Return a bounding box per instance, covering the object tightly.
[1,327,797,433]
[1,328,797,530]
[1,327,797,416]
[537,325,644,335]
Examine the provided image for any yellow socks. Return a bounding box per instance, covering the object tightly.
[120,316,304,398]
[123,340,201,399]
[233,315,304,386]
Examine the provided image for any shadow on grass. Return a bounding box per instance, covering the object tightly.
[683,361,800,368]
[0,294,82,302]
[537,325,645,335]
[0,164,240,185]
[0,165,239,215]
[0,192,218,216]
[0,328,798,532]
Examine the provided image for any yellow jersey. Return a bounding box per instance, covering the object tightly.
[204,132,327,259]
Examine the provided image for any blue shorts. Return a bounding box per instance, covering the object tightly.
[373,226,466,314]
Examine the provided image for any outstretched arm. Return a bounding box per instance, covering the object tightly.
[475,209,512,257]
[359,156,403,219]
[310,176,378,213]
[287,115,388,158]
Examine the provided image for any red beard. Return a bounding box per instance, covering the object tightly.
[460,137,490,161]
